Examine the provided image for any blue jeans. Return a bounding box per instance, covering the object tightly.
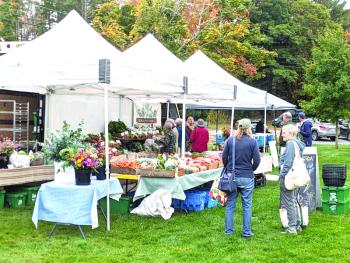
[225,177,254,236]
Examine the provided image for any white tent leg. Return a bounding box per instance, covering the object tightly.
[44,92,50,141]
[104,84,110,231]
[166,101,170,119]
[230,106,235,136]
[263,92,267,153]
[181,94,186,158]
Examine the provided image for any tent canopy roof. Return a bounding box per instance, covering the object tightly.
[184,50,295,109]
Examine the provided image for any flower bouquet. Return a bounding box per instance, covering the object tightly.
[0,138,17,169]
[60,147,101,185]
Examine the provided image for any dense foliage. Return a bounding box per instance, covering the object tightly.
[1,0,349,106]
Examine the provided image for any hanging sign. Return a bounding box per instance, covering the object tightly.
[134,102,161,126]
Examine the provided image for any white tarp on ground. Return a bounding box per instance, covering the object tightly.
[183,50,295,110]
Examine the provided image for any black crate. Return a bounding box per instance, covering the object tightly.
[322,164,347,187]
[254,173,266,188]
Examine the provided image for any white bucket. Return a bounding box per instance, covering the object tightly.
[54,161,75,184]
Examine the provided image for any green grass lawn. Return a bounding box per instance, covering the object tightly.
[1,145,350,262]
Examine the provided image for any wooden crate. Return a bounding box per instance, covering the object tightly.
[178,168,185,177]
[0,165,54,187]
[111,166,138,175]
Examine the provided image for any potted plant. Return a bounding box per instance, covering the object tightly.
[61,147,100,185]
[0,138,17,169]
[42,121,87,183]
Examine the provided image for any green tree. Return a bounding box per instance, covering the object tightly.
[0,0,23,41]
[250,0,336,104]
[315,0,350,30]
[301,27,350,148]
[92,1,135,50]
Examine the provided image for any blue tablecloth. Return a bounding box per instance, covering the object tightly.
[32,178,123,229]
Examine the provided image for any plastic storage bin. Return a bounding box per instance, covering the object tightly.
[15,186,40,206]
[322,164,346,187]
[322,185,349,203]
[99,195,131,215]
[322,200,349,215]
[183,190,207,212]
[0,189,5,208]
[172,198,183,209]
[5,191,27,208]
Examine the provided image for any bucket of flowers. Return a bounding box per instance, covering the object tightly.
[0,138,17,169]
[60,147,101,185]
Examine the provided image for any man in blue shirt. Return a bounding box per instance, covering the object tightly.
[298,112,313,147]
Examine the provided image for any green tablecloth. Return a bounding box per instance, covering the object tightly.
[133,168,222,201]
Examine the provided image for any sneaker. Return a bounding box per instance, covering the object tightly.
[241,233,254,238]
[281,229,297,235]
[296,226,303,233]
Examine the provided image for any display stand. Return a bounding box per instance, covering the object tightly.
[303,147,321,211]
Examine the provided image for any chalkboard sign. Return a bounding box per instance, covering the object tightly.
[303,147,321,212]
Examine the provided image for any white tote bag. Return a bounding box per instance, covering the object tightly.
[284,141,310,190]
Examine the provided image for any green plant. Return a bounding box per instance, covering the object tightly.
[42,121,87,162]
[108,120,128,134]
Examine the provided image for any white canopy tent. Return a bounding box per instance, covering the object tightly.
[183,50,295,152]
[0,11,185,231]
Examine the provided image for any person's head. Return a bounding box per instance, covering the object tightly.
[163,122,173,131]
[175,118,182,127]
[187,116,194,125]
[298,112,306,122]
[166,119,175,128]
[282,112,292,123]
[236,118,252,139]
[282,124,298,141]
[234,120,239,129]
[196,118,205,128]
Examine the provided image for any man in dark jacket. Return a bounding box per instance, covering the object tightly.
[298,112,312,147]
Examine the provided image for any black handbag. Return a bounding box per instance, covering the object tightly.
[218,136,237,194]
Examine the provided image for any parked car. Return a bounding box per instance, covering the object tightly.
[339,120,350,140]
[311,121,337,141]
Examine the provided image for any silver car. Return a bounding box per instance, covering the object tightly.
[311,121,337,141]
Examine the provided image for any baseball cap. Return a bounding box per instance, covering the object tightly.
[298,112,306,118]
[239,118,251,129]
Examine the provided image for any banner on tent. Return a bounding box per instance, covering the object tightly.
[134,103,161,126]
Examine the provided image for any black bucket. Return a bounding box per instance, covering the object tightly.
[75,169,91,185]
[96,166,106,180]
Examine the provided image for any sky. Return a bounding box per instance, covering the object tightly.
[346,1,350,9]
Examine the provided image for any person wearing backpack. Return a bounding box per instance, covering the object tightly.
[279,124,306,235]
[222,119,261,238]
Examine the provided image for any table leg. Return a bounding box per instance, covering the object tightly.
[48,223,57,238]
[99,202,107,222]
[77,225,86,240]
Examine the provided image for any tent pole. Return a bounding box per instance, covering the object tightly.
[263,91,267,153]
[104,84,110,231]
[175,103,180,118]
[44,92,50,141]
[230,107,235,135]
[230,85,237,136]
[166,101,170,119]
[181,77,188,158]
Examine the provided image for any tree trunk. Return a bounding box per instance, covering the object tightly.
[335,119,339,149]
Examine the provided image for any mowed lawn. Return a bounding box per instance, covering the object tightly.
[1,145,350,262]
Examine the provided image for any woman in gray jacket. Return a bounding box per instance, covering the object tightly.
[279,124,305,235]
